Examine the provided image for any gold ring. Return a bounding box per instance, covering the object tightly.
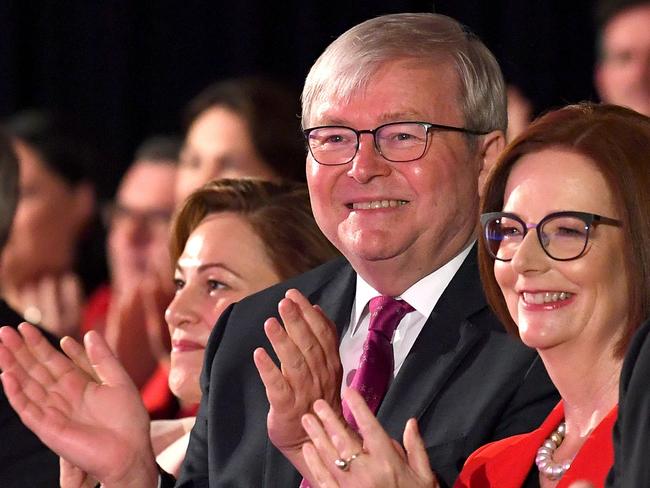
[334,452,360,471]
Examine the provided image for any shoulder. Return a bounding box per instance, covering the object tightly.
[465,433,529,463]
[228,256,352,320]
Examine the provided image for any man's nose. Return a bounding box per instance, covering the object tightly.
[346,134,391,183]
[122,215,152,244]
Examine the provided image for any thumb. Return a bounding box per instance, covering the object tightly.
[404,418,436,484]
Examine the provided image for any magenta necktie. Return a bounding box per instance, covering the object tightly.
[342,295,415,431]
[299,296,414,487]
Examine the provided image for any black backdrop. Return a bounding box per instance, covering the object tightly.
[0,0,597,198]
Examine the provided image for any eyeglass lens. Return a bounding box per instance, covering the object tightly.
[306,123,428,165]
[485,214,589,261]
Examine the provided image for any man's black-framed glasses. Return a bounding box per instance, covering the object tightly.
[303,121,487,166]
[480,211,622,262]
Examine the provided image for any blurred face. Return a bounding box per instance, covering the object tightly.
[165,212,280,404]
[306,59,489,292]
[0,140,92,288]
[107,160,176,293]
[494,148,629,356]
[596,5,650,116]
[175,107,278,203]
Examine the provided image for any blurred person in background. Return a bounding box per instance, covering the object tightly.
[1,109,107,339]
[506,84,534,142]
[81,136,180,397]
[594,0,650,115]
[0,128,60,486]
[175,76,305,203]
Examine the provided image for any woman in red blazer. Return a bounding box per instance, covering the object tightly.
[293,103,650,488]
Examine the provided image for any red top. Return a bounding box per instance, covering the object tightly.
[80,283,111,335]
[456,401,618,488]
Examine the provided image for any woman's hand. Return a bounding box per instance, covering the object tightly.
[0,323,159,488]
[301,388,438,488]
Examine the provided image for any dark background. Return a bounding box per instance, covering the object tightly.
[0,0,598,198]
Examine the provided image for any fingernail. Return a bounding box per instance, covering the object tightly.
[313,399,326,415]
[302,414,314,429]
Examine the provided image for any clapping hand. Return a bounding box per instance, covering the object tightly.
[301,388,438,488]
[253,288,348,479]
[0,323,159,488]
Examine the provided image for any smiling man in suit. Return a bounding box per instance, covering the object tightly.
[176,13,558,488]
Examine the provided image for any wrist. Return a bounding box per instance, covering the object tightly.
[102,451,159,488]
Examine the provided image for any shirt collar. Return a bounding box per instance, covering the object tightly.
[351,242,474,333]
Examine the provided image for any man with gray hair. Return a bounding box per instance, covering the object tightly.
[0,13,558,488]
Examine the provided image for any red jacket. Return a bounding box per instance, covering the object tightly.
[456,402,618,488]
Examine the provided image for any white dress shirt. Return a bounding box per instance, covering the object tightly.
[339,243,473,392]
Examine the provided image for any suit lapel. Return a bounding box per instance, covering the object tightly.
[307,260,356,340]
[377,247,489,438]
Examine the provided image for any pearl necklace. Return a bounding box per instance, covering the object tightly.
[535,421,573,481]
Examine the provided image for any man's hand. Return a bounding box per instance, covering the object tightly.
[253,289,345,478]
[0,323,159,488]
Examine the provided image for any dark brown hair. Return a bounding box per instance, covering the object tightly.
[184,78,305,182]
[170,178,339,281]
[479,103,650,356]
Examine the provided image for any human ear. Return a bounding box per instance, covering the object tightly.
[477,130,505,198]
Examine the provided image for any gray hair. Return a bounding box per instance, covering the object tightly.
[301,13,507,136]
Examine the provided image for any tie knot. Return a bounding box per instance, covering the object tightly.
[368,296,414,338]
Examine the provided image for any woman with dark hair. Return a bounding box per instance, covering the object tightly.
[283,103,650,488]
[175,77,306,203]
[1,109,107,338]
[0,178,338,485]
